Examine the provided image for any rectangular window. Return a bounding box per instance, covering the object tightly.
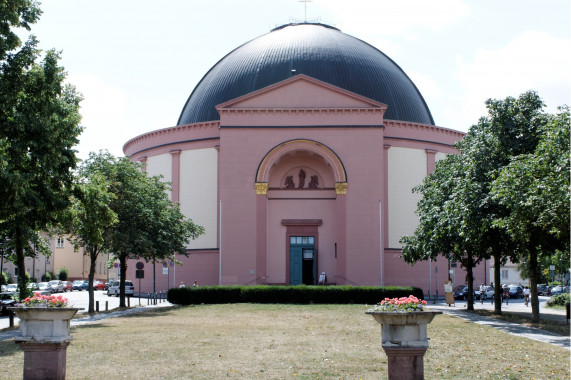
[56,237,64,248]
[290,236,315,246]
[501,270,509,280]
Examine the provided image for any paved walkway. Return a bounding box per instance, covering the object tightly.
[0,301,173,342]
[1,298,569,350]
[428,298,570,350]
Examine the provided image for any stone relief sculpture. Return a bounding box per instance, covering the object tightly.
[308,175,319,188]
[298,169,306,188]
[282,169,321,190]
[284,176,295,189]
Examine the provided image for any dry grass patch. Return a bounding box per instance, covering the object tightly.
[0,304,569,379]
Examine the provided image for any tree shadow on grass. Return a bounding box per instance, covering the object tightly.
[0,339,21,357]
[71,323,114,330]
[118,306,182,319]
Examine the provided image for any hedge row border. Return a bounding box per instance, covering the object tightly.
[167,285,424,305]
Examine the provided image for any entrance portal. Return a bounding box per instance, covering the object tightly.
[290,236,316,285]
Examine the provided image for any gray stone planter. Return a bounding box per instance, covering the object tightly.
[10,307,82,380]
[366,310,441,380]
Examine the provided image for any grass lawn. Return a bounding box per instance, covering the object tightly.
[0,304,569,379]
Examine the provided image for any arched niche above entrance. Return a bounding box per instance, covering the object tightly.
[256,139,347,192]
[269,150,333,190]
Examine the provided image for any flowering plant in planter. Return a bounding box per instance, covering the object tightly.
[16,292,69,308]
[370,295,427,312]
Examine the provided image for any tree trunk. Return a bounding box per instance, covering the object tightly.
[528,250,540,323]
[119,254,127,308]
[493,251,502,315]
[15,227,28,301]
[465,254,475,311]
[87,247,98,313]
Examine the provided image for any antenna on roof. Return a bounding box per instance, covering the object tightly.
[299,0,312,23]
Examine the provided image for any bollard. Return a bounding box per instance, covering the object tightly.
[96,301,99,312]
[105,301,108,311]
[9,311,14,327]
[128,297,130,308]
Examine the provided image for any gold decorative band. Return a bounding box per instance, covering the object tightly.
[255,182,269,195]
[335,182,348,195]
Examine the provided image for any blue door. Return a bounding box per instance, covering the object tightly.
[289,236,316,285]
[290,247,303,285]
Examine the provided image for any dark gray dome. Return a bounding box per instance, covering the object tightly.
[177,23,434,125]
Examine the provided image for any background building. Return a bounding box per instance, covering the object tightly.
[1,235,117,283]
[123,23,487,294]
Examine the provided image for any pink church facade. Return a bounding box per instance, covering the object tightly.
[122,24,487,295]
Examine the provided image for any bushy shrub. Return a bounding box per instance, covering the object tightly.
[0,271,9,286]
[57,267,69,281]
[546,293,570,307]
[168,285,424,306]
[41,272,55,282]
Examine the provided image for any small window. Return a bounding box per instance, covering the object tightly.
[56,237,64,248]
[501,270,509,280]
[290,236,315,246]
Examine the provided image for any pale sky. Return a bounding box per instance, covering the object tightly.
[21,0,571,160]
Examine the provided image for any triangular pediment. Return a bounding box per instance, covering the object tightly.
[216,74,387,111]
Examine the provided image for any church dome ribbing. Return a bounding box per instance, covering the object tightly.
[177,23,434,126]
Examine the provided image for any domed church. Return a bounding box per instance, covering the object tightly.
[123,23,481,294]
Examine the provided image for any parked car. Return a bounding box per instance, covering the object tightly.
[549,286,569,296]
[48,280,64,293]
[107,280,134,297]
[5,283,18,294]
[537,284,549,296]
[37,282,53,295]
[0,292,17,315]
[453,285,475,300]
[93,281,105,290]
[508,284,524,299]
[72,280,84,291]
[80,280,89,291]
[27,282,39,291]
[104,280,114,290]
[0,285,6,292]
[61,281,73,292]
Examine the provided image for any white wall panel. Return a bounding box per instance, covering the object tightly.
[388,147,426,248]
[146,154,172,199]
[435,152,448,163]
[179,149,218,249]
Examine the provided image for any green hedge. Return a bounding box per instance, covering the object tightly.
[167,285,424,305]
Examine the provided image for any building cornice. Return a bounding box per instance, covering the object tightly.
[384,120,465,140]
[122,121,220,156]
[217,107,385,117]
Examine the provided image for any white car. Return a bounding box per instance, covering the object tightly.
[37,282,53,295]
[478,286,494,299]
[107,280,134,297]
[5,283,18,294]
[48,280,64,293]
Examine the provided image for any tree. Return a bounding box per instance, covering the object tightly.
[401,91,548,314]
[82,152,204,307]
[491,106,570,322]
[0,1,83,300]
[400,153,492,311]
[64,156,118,313]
